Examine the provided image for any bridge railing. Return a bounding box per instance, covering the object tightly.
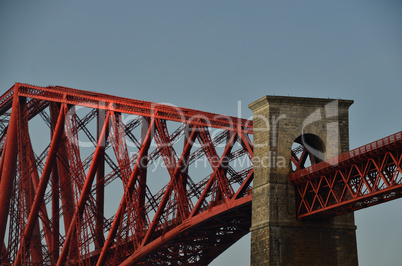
[290,131,402,219]
[290,131,402,184]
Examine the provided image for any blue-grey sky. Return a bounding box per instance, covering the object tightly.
[1,1,401,265]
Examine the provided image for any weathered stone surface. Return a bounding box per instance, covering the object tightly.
[249,96,358,265]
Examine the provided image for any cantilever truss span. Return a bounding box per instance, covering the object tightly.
[290,131,402,219]
[0,83,254,265]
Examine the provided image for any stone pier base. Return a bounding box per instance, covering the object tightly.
[249,96,358,266]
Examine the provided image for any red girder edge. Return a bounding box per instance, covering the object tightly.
[290,131,402,184]
[4,83,253,133]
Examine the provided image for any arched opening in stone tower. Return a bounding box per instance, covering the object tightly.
[291,134,325,172]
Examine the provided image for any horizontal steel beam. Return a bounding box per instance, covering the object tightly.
[13,83,253,133]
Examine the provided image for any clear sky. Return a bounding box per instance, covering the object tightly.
[1,1,401,265]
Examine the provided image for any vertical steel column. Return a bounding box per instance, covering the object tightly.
[137,117,150,229]
[27,140,53,252]
[95,109,107,249]
[57,146,74,227]
[96,117,155,266]
[49,103,77,257]
[0,140,6,183]
[19,97,43,264]
[0,89,20,251]
[57,112,110,266]
[51,162,59,263]
[14,103,67,265]
[30,182,44,264]
[48,103,62,263]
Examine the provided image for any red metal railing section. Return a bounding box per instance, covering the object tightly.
[0,83,253,265]
[290,131,402,219]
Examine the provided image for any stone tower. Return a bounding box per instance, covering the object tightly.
[249,96,358,265]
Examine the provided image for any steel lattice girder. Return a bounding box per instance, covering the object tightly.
[0,83,254,265]
[290,131,402,219]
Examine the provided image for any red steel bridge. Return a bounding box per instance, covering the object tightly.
[0,83,401,265]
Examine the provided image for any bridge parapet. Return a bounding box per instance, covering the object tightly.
[291,130,402,219]
[290,131,402,183]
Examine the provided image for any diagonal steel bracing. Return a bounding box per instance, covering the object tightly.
[0,83,254,265]
[5,82,400,264]
[290,131,402,219]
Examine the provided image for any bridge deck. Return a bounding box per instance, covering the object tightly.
[290,131,402,219]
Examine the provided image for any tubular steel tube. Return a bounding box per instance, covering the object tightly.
[0,89,19,253]
[0,84,258,264]
[141,124,199,246]
[189,132,237,218]
[95,109,107,249]
[96,117,155,266]
[56,112,110,266]
[14,104,67,266]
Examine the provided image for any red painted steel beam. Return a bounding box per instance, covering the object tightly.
[95,109,108,249]
[197,129,235,202]
[189,131,237,218]
[138,117,150,228]
[18,99,53,261]
[96,117,155,266]
[1,83,254,264]
[26,140,53,255]
[51,160,60,264]
[231,168,254,203]
[172,125,199,218]
[14,103,67,265]
[0,87,20,251]
[120,194,252,265]
[0,140,6,183]
[50,114,75,227]
[56,112,110,265]
[140,122,199,247]
[15,83,253,134]
[290,131,402,184]
[290,131,402,219]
